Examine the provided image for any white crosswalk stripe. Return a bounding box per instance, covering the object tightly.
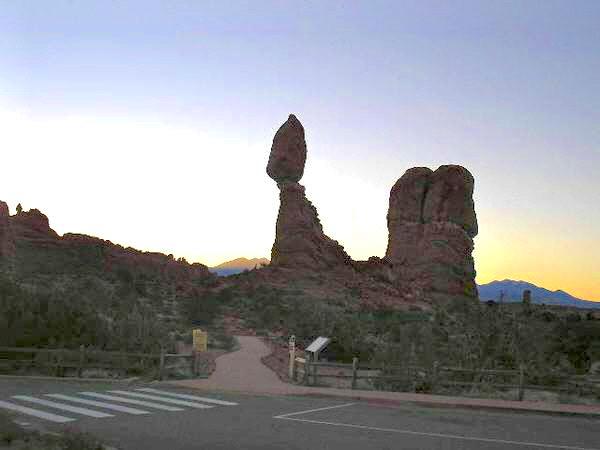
[79,392,185,411]
[0,400,76,423]
[12,396,114,418]
[3,388,238,424]
[108,390,214,409]
[136,388,238,406]
[45,394,150,415]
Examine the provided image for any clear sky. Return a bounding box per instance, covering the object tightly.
[1,1,599,301]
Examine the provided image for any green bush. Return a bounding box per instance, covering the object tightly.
[0,275,170,353]
[180,291,222,326]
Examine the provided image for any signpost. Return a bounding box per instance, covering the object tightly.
[191,329,208,376]
[192,329,208,352]
[288,336,331,385]
[288,335,296,379]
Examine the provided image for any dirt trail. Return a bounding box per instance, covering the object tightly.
[171,336,304,395]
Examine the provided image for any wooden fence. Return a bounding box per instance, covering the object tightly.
[292,357,600,401]
[0,346,208,380]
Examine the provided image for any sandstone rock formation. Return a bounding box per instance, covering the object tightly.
[267,115,351,270]
[11,208,59,242]
[0,203,215,290]
[264,114,479,306]
[0,201,15,272]
[386,165,478,302]
[267,114,307,183]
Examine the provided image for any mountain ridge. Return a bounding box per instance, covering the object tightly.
[210,257,269,276]
[478,279,600,309]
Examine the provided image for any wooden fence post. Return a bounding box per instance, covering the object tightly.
[351,357,358,390]
[288,337,296,380]
[78,345,85,378]
[159,347,165,381]
[290,357,296,382]
[192,349,199,376]
[51,351,56,377]
[518,364,525,401]
[121,352,128,377]
[432,360,438,392]
[304,355,311,386]
[56,351,64,377]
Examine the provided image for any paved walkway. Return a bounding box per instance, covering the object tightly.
[170,336,600,417]
[172,336,301,395]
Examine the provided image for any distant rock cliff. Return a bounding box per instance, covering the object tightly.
[0,202,215,293]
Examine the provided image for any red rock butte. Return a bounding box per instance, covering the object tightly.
[0,200,215,293]
[265,114,478,307]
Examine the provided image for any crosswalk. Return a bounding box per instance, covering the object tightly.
[0,387,238,424]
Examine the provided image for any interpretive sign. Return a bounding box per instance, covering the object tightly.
[192,329,208,352]
[306,336,330,355]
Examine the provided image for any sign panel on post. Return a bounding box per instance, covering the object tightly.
[306,336,330,354]
[192,329,208,352]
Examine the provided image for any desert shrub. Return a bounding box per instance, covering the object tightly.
[178,281,600,386]
[208,331,237,351]
[0,275,169,353]
[180,291,222,326]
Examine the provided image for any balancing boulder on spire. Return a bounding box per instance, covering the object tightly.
[266,114,307,183]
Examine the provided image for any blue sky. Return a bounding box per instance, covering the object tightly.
[1,1,599,299]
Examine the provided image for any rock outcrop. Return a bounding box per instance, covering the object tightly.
[267,114,307,183]
[268,115,351,270]
[264,114,479,307]
[386,165,478,302]
[0,201,15,272]
[0,203,215,290]
[10,208,59,245]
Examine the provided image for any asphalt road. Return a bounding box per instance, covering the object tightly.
[0,378,599,450]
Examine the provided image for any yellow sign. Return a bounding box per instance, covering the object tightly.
[192,329,208,352]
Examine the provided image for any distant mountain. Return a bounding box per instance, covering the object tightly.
[478,279,600,309]
[210,257,269,276]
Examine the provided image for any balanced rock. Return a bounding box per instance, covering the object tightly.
[262,114,479,307]
[267,114,307,183]
[271,181,350,269]
[268,115,350,270]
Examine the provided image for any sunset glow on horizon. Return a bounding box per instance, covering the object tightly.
[1,1,599,301]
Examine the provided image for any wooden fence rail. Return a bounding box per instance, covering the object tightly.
[292,357,600,401]
[0,346,207,380]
